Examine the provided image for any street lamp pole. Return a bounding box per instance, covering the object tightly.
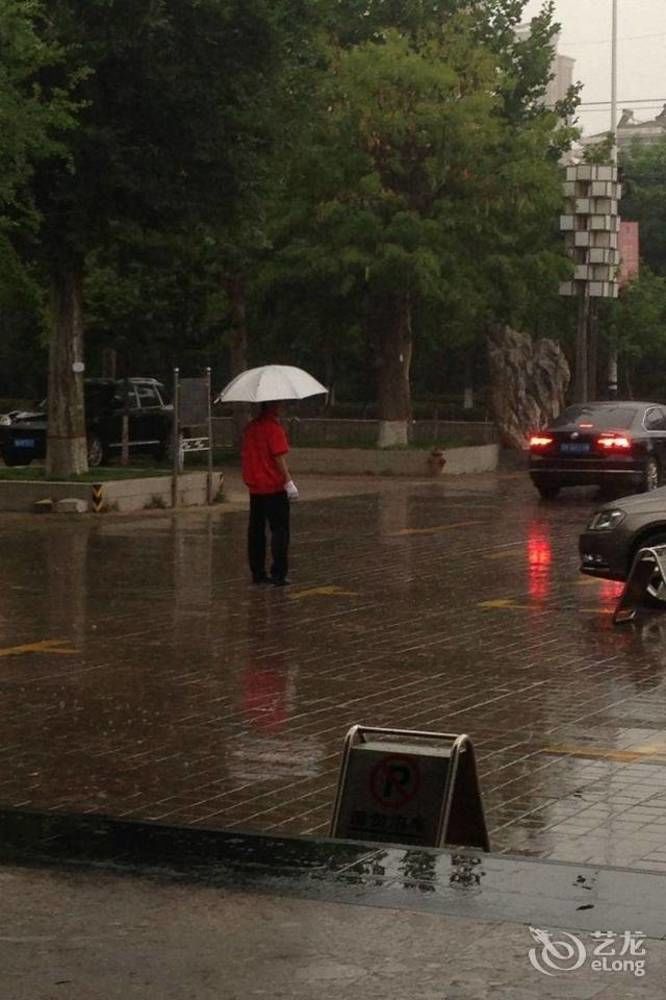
[611,0,618,160]
[608,0,620,397]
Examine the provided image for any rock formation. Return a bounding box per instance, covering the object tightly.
[487,325,570,450]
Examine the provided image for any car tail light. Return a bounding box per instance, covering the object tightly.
[529,435,554,449]
[597,433,632,451]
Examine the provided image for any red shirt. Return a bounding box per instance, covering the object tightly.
[241,413,289,494]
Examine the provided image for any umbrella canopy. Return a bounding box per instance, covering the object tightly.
[215,365,327,403]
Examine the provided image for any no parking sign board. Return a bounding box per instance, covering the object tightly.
[331,725,489,851]
[370,755,420,809]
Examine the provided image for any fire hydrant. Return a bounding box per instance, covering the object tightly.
[428,448,447,476]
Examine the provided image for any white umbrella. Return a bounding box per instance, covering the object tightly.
[215,364,327,403]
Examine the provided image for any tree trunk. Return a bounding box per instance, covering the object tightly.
[371,293,413,447]
[588,299,599,400]
[463,353,474,410]
[224,274,249,447]
[324,345,335,412]
[574,291,590,404]
[607,347,619,399]
[46,269,88,477]
[101,347,117,379]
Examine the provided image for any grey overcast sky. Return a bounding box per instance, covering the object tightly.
[522,0,666,134]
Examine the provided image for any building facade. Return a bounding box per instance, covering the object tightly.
[582,106,666,151]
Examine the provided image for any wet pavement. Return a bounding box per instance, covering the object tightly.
[2,469,666,870]
[2,808,665,940]
[2,807,665,999]
[5,861,665,1000]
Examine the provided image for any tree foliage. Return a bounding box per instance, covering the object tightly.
[621,138,666,277]
[0,0,75,229]
[598,269,666,397]
[255,2,576,431]
[0,0,584,442]
[7,0,305,473]
[0,0,77,397]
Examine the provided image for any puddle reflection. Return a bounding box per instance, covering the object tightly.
[343,849,486,896]
[47,524,92,647]
[243,657,291,734]
[527,522,552,602]
[228,587,321,785]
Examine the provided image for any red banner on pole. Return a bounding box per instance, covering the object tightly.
[619,221,640,287]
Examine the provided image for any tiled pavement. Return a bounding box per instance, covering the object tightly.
[1,469,666,871]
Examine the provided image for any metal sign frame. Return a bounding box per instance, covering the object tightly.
[614,545,666,624]
[171,367,214,507]
[330,724,489,852]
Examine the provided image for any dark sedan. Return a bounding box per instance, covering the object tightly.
[0,378,172,468]
[529,401,666,500]
[579,488,666,604]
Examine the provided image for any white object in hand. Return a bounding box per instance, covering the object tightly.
[285,480,299,500]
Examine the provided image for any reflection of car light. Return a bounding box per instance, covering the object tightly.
[582,553,606,564]
[528,524,552,599]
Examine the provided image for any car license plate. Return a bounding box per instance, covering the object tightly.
[560,442,590,454]
[14,438,35,448]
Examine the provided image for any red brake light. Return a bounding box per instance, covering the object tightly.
[529,435,554,448]
[597,434,631,450]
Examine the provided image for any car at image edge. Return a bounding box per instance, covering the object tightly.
[579,488,666,604]
[529,401,666,500]
[0,378,172,468]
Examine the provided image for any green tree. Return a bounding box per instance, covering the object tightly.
[18,0,288,476]
[601,268,666,396]
[0,0,76,394]
[0,0,74,231]
[265,7,574,442]
[621,138,666,277]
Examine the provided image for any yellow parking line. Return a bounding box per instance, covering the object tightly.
[391,521,483,537]
[478,598,616,615]
[478,598,532,611]
[636,740,666,754]
[542,744,666,764]
[288,586,359,601]
[0,639,77,658]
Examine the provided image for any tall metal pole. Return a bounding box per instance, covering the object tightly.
[171,368,180,509]
[611,0,618,161]
[608,0,620,397]
[575,292,590,403]
[205,366,214,505]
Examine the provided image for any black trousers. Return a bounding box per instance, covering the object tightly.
[248,491,290,581]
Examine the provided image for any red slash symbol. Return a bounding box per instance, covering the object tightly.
[370,756,420,810]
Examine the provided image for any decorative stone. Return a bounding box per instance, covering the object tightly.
[54,498,88,514]
[487,325,570,451]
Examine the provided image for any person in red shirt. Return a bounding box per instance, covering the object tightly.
[241,401,298,585]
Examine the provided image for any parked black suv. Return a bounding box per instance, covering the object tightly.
[0,378,172,468]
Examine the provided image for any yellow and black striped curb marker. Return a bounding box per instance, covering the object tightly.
[92,483,104,513]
